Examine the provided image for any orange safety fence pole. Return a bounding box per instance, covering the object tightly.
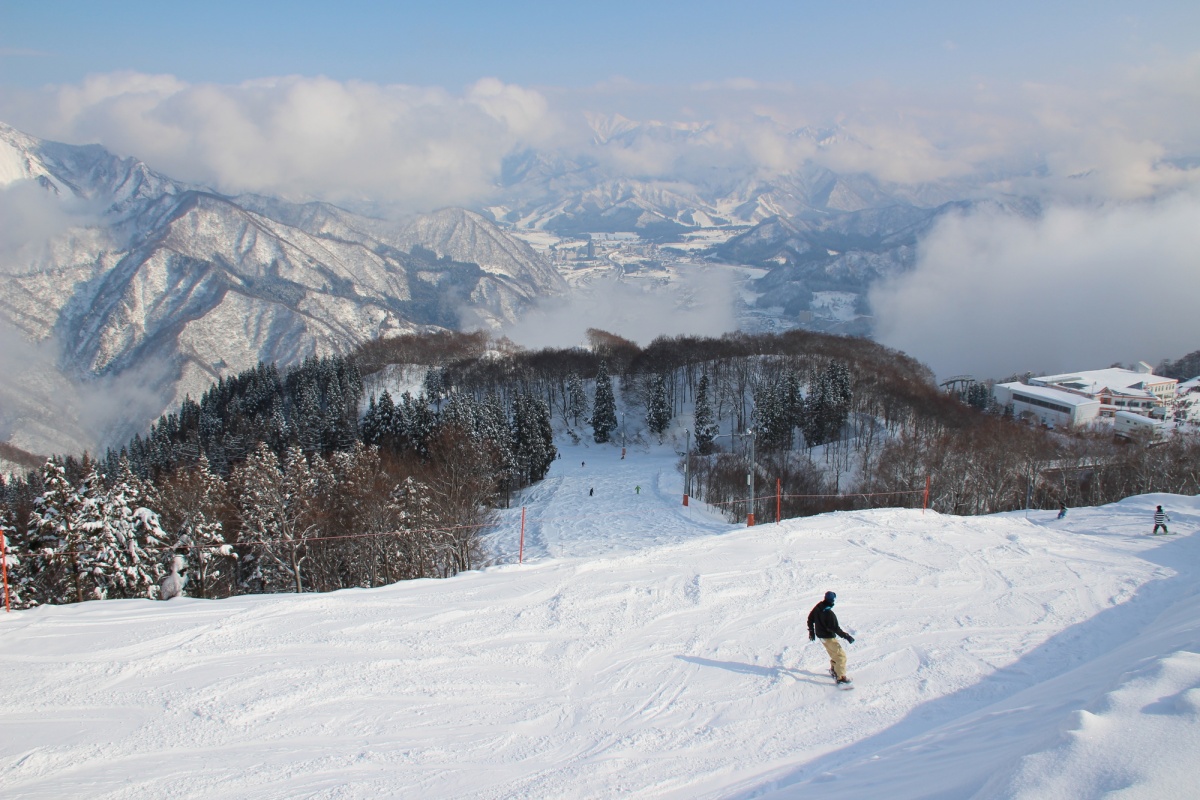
[776,478,781,525]
[923,475,931,513]
[519,506,526,564]
[1,529,10,613]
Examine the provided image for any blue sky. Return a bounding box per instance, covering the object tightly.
[3,1,1196,90]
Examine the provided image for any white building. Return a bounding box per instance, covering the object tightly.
[1029,362,1177,416]
[1114,410,1167,441]
[993,382,1103,428]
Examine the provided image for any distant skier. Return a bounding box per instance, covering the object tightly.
[1152,505,1170,535]
[589,487,594,497]
[808,590,855,685]
[635,485,641,494]
[1058,505,1068,519]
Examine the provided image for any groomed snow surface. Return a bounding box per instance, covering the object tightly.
[3,441,1199,799]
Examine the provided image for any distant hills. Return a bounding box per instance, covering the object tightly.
[0,123,565,456]
[0,116,1048,459]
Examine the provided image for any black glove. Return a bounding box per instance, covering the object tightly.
[809,633,816,642]
[844,635,855,644]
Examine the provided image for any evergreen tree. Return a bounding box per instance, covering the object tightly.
[423,366,446,412]
[1,507,31,609]
[512,393,557,485]
[231,444,301,593]
[693,374,718,455]
[159,454,234,599]
[591,361,618,444]
[567,373,589,428]
[92,460,166,599]
[754,380,793,451]
[28,460,106,604]
[646,375,672,438]
[965,382,991,410]
[802,361,852,448]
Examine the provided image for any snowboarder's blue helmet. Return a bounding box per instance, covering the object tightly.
[824,591,836,604]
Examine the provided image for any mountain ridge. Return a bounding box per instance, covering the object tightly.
[0,123,566,456]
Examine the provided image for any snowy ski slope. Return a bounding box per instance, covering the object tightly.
[2,441,1198,798]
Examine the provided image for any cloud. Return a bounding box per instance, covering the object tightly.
[869,189,1200,380]
[0,180,100,272]
[501,267,738,351]
[2,54,1198,213]
[5,73,557,212]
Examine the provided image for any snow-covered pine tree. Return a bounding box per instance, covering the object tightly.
[646,374,672,438]
[93,460,167,599]
[511,393,557,486]
[802,361,852,448]
[694,374,719,455]
[0,507,31,610]
[591,361,618,444]
[27,460,106,604]
[232,444,289,593]
[423,366,446,412]
[361,394,380,445]
[478,394,516,503]
[567,373,589,428]
[389,475,440,579]
[160,454,234,599]
[441,391,478,433]
[398,392,437,458]
[754,380,792,451]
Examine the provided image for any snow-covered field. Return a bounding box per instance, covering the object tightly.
[2,441,1198,799]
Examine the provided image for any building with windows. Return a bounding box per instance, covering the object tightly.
[1028,363,1177,416]
[993,382,1103,428]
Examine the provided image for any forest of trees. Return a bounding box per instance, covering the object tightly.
[2,328,1197,609]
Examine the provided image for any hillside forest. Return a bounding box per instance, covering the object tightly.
[2,330,1197,608]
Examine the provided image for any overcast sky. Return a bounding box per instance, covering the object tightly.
[2,1,1198,377]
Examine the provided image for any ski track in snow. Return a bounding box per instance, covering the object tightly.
[2,441,1198,799]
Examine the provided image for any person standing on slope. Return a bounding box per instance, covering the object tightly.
[808,590,855,685]
[1152,505,1170,535]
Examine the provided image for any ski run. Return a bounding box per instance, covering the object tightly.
[2,441,1198,798]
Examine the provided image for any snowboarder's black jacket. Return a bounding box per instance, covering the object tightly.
[808,601,851,641]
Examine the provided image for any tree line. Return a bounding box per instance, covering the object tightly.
[3,328,1195,608]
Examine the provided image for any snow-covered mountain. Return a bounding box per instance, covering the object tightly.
[483,116,1046,333]
[0,123,566,456]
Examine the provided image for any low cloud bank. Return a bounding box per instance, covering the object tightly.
[870,189,1200,380]
[502,267,738,351]
[3,74,555,213]
[1,56,1197,214]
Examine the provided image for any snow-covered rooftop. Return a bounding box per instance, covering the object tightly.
[1033,366,1177,396]
[999,381,1103,407]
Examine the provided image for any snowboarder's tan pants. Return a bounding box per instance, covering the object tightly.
[821,637,848,679]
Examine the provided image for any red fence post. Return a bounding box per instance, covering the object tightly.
[776,478,781,524]
[1,529,10,613]
[519,507,526,564]
[923,475,931,513]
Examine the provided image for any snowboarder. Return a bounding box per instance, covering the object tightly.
[1152,505,1170,535]
[1057,505,1068,519]
[808,590,855,685]
[635,485,641,494]
[589,487,594,497]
